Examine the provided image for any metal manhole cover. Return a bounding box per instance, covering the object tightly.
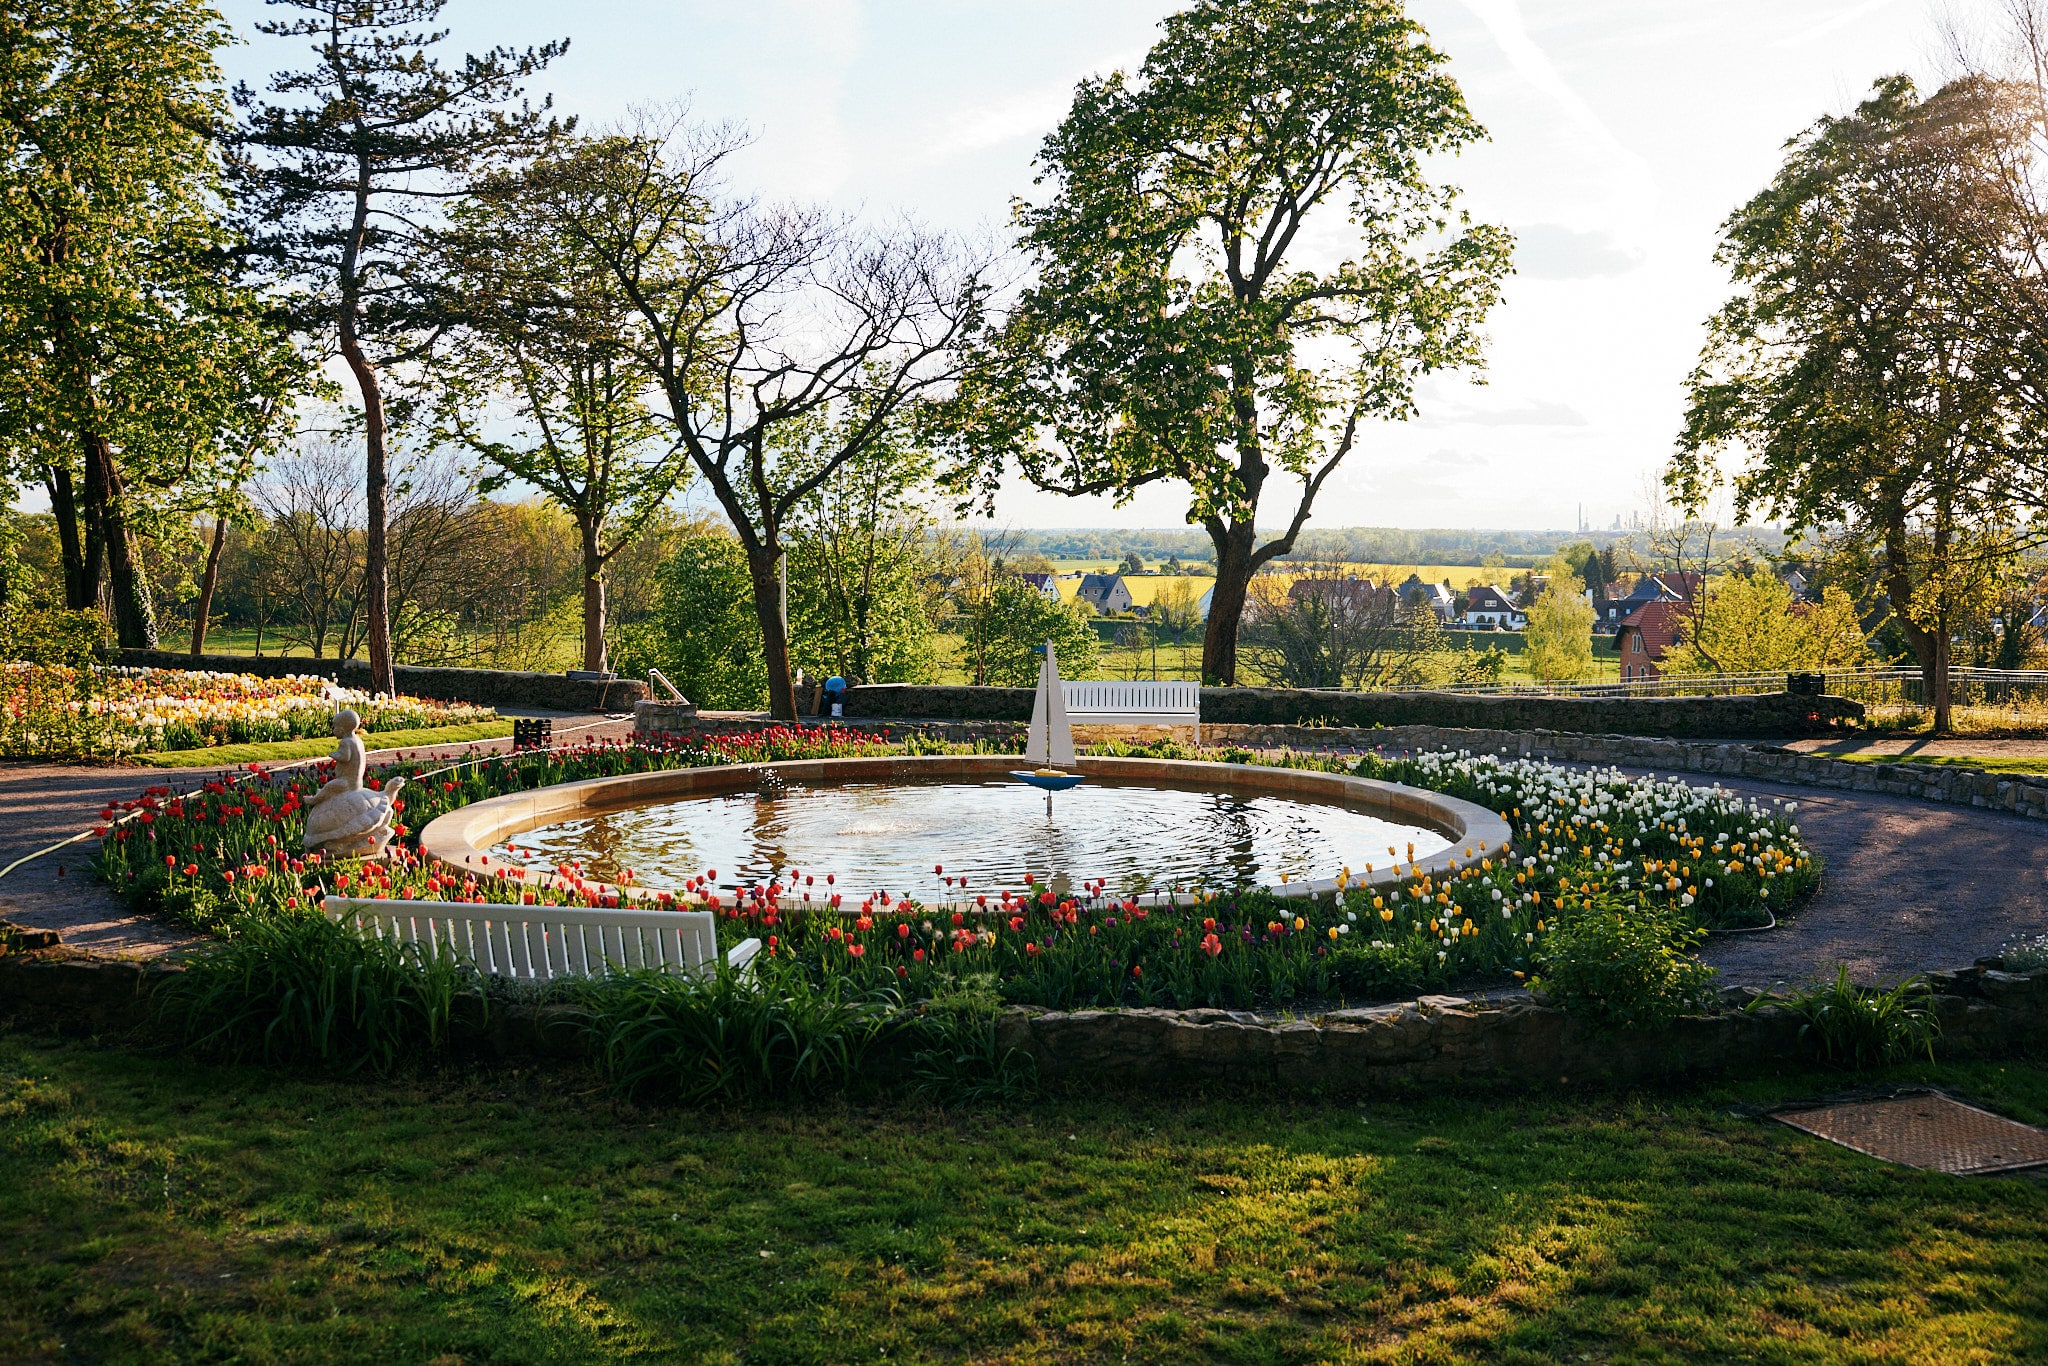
[1775,1092,2048,1175]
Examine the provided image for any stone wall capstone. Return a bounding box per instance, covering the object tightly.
[841,682,1862,738]
[108,649,647,713]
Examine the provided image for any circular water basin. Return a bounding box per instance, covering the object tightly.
[493,775,1453,899]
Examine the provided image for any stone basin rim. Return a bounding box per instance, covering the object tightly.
[417,754,1515,907]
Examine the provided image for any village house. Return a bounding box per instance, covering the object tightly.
[1286,575,1393,614]
[1593,572,1700,628]
[1460,583,1525,630]
[1615,599,1689,681]
[1076,572,1135,614]
[1018,571,1062,602]
[1396,574,1458,622]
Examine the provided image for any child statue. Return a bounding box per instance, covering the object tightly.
[301,708,408,859]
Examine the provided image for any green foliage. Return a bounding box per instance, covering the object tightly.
[1523,579,1596,682]
[155,914,479,1074]
[970,577,1100,686]
[639,529,770,709]
[944,0,1512,682]
[0,604,104,666]
[1786,966,1940,1069]
[1661,571,1872,676]
[1530,904,1718,1030]
[581,964,898,1104]
[2003,933,2048,972]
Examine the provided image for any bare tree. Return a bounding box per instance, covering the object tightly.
[531,114,986,719]
[252,436,362,658]
[1241,566,1441,690]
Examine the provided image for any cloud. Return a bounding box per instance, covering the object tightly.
[1770,0,1901,50]
[920,49,1143,163]
[1512,223,1645,279]
[1416,383,1590,427]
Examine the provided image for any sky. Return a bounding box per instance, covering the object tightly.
[211,0,1982,534]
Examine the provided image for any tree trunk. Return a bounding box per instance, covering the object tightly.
[190,516,228,656]
[44,467,92,612]
[1932,620,1953,734]
[83,433,155,647]
[579,517,607,672]
[1200,520,1258,685]
[1881,518,1939,705]
[747,543,798,721]
[339,328,394,694]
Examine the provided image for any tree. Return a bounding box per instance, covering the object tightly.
[1671,75,2045,730]
[945,0,1511,685]
[783,417,940,684]
[233,0,565,693]
[644,529,769,710]
[1660,572,1874,676]
[0,0,304,648]
[1240,570,1440,689]
[525,117,984,720]
[970,578,1100,688]
[432,141,687,672]
[1522,578,1596,682]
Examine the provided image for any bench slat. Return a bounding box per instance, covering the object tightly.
[323,897,756,983]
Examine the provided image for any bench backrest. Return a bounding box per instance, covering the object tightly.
[324,896,721,982]
[1062,680,1201,716]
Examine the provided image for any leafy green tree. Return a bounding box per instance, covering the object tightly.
[784,419,940,685]
[636,530,767,710]
[945,0,1511,685]
[233,0,566,692]
[1522,579,1596,682]
[970,579,1100,688]
[432,142,685,673]
[1671,75,2042,730]
[0,0,303,647]
[1661,572,1873,676]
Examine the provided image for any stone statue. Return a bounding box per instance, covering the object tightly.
[301,708,407,859]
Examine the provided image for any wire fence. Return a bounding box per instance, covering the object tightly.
[1430,666,2048,708]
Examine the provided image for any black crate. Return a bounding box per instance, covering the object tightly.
[512,717,554,750]
[1786,672,1825,696]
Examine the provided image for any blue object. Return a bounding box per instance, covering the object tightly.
[823,675,847,697]
[1010,770,1085,792]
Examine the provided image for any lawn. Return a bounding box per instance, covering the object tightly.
[136,720,514,769]
[1833,751,2048,776]
[3,1032,2044,1363]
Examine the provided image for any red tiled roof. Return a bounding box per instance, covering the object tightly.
[1617,599,1687,657]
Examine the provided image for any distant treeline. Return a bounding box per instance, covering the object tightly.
[1005,526,1792,568]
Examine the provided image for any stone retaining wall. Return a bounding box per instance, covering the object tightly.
[6,945,2040,1090]
[108,649,648,714]
[843,682,1862,738]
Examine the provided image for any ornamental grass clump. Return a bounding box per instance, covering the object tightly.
[1527,903,1718,1029]
[1786,966,1940,1069]
[156,912,480,1074]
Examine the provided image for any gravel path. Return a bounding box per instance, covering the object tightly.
[4,733,2044,986]
[1688,774,2048,986]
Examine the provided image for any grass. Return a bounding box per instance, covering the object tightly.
[1830,752,2048,775]
[2,1033,2045,1363]
[137,720,513,769]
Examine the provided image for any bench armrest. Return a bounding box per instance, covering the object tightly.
[725,937,763,978]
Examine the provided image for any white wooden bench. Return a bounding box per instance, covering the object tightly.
[324,896,762,983]
[1062,680,1202,743]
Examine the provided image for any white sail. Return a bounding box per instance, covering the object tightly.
[1043,642,1076,767]
[1024,655,1048,766]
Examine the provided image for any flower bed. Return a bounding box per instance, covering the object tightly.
[0,664,497,757]
[91,732,1816,1018]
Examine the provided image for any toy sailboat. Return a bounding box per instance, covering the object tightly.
[1011,641,1084,810]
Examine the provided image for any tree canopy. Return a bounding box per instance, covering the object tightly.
[945,0,1511,684]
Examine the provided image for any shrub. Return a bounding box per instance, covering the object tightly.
[156,914,479,1074]
[1529,904,1717,1029]
[1786,966,1939,1068]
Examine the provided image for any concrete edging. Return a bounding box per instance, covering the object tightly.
[416,754,1514,906]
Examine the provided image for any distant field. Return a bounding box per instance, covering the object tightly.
[1049,563,1517,594]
